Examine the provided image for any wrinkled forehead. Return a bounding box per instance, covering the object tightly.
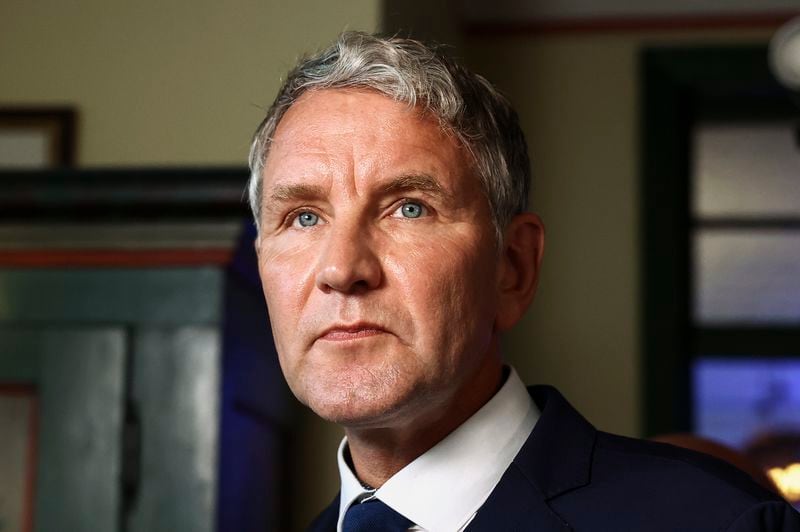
[272,88,446,146]
[262,88,477,189]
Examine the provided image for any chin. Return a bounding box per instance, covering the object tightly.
[312,404,387,427]
[301,381,417,429]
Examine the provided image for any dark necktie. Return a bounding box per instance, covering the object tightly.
[342,498,413,532]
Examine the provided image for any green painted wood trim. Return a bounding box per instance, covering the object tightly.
[0,268,223,325]
[639,45,796,437]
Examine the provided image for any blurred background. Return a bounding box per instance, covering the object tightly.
[1,0,800,530]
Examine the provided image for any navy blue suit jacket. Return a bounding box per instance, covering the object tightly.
[308,385,800,531]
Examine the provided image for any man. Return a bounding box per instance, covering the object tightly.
[249,32,800,531]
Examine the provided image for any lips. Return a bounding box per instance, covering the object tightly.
[317,322,388,341]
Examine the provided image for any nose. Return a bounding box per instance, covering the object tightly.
[315,221,382,294]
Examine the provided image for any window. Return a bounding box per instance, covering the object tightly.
[642,46,800,506]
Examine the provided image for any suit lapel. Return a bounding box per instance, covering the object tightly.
[468,385,597,531]
[466,464,569,531]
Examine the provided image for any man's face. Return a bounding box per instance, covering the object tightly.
[256,89,504,428]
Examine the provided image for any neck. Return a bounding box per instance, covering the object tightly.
[344,357,504,488]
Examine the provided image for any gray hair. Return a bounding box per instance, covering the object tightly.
[247,31,530,243]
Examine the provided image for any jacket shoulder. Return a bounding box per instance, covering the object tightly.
[550,431,794,531]
[596,431,776,501]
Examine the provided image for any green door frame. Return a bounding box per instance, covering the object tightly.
[640,45,797,437]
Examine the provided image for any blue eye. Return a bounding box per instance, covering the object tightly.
[295,211,319,227]
[398,202,426,219]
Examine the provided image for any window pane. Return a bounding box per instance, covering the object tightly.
[695,230,800,324]
[693,123,800,217]
[693,357,800,449]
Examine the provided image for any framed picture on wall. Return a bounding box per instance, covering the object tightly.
[0,385,38,532]
[0,108,76,168]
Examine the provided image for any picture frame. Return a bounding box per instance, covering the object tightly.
[0,384,38,532]
[0,108,76,168]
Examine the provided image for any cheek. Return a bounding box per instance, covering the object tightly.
[385,237,499,352]
[258,242,317,340]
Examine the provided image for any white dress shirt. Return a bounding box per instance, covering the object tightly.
[336,367,539,532]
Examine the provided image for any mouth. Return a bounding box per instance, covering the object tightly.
[317,322,389,342]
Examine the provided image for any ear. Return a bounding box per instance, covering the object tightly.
[495,212,545,332]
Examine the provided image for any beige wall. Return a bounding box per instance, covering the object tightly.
[1,2,375,529]
[464,28,773,439]
[291,27,777,527]
[0,0,380,166]
[0,4,781,528]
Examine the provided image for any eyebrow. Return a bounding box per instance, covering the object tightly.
[377,173,449,199]
[263,173,450,216]
[267,183,327,205]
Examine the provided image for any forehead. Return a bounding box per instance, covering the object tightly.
[274,88,444,147]
[262,89,475,191]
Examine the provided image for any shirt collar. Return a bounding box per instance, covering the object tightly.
[336,367,539,532]
[337,439,374,529]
